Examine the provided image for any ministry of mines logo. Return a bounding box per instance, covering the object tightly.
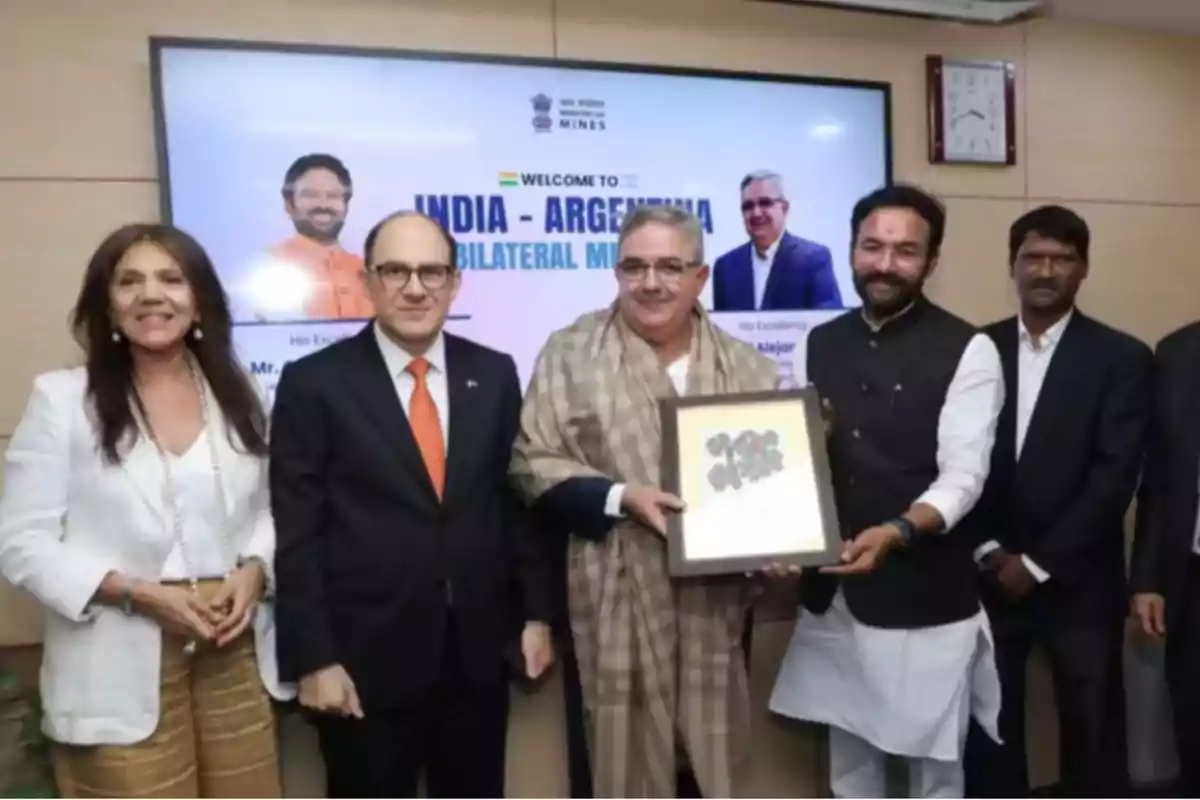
[531,93,553,133]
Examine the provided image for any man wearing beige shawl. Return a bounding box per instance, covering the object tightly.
[510,205,779,798]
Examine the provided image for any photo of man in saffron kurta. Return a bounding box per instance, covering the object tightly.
[245,153,373,322]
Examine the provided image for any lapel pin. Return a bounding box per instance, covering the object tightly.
[466,379,478,388]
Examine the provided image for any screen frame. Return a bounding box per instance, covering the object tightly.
[147,35,894,224]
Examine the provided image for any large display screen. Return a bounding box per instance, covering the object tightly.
[150,38,891,397]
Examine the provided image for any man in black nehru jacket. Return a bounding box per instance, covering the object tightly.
[770,184,1005,798]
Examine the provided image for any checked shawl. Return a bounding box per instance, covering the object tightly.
[510,302,778,798]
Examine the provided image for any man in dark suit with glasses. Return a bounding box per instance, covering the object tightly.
[271,210,554,798]
[711,169,843,312]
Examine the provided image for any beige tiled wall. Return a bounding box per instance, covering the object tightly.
[2,0,1198,794]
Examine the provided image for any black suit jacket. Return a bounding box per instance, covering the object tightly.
[978,311,1151,622]
[1132,321,1200,633]
[270,325,551,710]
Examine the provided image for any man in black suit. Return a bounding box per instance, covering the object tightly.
[964,205,1151,797]
[1131,321,1200,796]
[270,211,554,798]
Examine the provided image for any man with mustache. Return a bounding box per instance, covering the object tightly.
[260,153,373,321]
[964,206,1150,797]
[769,184,1005,797]
[711,170,843,312]
[511,205,779,797]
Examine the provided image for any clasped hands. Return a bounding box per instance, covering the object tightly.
[135,559,266,648]
[979,547,1037,602]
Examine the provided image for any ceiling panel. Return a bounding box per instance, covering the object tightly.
[1048,0,1200,33]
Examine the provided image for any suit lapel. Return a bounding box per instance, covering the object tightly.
[731,244,756,309]
[346,327,440,506]
[1179,343,1200,477]
[120,435,168,527]
[442,335,479,509]
[1018,313,1085,468]
[993,318,1020,469]
[761,233,795,310]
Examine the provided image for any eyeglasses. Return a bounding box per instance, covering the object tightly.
[372,262,453,290]
[741,197,784,213]
[615,258,701,284]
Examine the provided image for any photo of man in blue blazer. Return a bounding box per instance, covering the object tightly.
[711,170,844,312]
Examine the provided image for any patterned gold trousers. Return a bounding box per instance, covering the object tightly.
[52,582,281,798]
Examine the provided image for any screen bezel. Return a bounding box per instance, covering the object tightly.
[147,35,894,224]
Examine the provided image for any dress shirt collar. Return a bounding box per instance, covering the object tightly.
[1018,308,1073,351]
[373,321,447,378]
[753,233,785,262]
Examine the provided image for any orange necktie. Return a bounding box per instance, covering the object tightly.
[407,357,446,498]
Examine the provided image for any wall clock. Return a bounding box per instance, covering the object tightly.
[926,55,1016,166]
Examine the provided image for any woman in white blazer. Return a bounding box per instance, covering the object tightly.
[0,223,295,797]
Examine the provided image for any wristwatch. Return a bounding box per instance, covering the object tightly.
[236,555,262,571]
[887,517,917,546]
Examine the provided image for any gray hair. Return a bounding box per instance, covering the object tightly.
[617,205,705,264]
[740,169,786,197]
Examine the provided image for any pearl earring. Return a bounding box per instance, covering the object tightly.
[111,330,121,343]
[192,326,203,341]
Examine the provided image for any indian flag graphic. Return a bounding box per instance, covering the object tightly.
[498,171,519,187]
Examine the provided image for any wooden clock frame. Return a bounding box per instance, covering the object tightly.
[926,55,1017,166]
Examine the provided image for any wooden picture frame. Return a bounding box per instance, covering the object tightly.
[660,388,843,578]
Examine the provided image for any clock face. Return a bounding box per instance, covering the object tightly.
[941,62,1009,163]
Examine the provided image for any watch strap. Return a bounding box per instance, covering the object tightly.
[888,518,916,545]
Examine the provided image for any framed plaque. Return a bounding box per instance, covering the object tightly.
[660,388,842,577]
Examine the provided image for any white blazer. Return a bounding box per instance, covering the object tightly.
[0,367,296,746]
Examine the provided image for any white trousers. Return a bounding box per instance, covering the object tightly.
[829,725,964,798]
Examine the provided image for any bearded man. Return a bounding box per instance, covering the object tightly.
[769,184,1005,798]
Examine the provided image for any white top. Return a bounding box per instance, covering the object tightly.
[770,589,1001,761]
[374,322,449,445]
[590,321,1006,762]
[159,434,234,580]
[0,367,292,746]
[605,357,689,516]
[1015,311,1073,458]
[769,323,1006,761]
[973,310,1075,583]
[751,236,783,311]
[908,332,1005,532]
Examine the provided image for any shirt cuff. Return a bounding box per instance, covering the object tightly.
[57,557,119,624]
[1022,555,1051,584]
[973,540,1001,566]
[604,483,625,518]
[912,488,963,532]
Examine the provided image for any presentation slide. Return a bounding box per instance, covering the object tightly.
[152,41,890,399]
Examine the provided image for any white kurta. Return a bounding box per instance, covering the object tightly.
[770,590,1001,760]
[770,324,1007,762]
